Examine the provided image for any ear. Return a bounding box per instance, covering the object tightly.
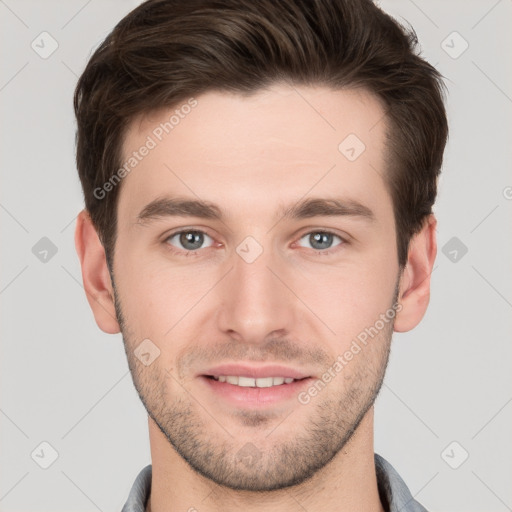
[74,209,121,334]
[394,214,437,332]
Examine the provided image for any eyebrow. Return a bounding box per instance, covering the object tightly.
[137,197,223,224]
[280,197,375,222]
[136,196,375,225]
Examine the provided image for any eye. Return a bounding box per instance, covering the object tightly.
[165,230,215,252]
[297,231,345,252]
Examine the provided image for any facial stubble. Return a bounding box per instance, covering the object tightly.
[112,276,397,492]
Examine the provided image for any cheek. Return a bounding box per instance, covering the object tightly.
[303,259,398,347]
[117,264,211,339]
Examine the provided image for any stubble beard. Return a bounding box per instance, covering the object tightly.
[113,280,395,492]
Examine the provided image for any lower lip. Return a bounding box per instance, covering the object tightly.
[200,376,313,407]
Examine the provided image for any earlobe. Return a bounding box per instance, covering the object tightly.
[394,214,437,333]
[74,209,121,334]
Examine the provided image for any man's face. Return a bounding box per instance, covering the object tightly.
[112,84,400,491]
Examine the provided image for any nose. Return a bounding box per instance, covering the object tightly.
[214,241,299,345]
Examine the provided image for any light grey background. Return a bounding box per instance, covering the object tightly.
[1,1,511,511]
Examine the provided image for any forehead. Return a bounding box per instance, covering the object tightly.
[117,84,391,224]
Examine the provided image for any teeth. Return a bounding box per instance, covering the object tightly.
[212,376,297,387]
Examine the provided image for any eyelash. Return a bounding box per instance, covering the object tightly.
[163,228,347,257]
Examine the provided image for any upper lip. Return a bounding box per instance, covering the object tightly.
[201,364,311,380]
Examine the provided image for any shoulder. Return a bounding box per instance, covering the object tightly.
[121,464,152,512]
[375,454,429,512]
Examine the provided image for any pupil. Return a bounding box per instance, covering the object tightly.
[180,231,203,250]
[311,232,332,250]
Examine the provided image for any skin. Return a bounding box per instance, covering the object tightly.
[75,84,437,512]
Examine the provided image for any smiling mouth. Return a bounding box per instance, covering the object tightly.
[206,375,308,388]
[200,374,313,407]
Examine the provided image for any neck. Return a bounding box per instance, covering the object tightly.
[146,408,384,512]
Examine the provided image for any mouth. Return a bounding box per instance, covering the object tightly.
[199,372,313,407]
[205,375,307,387]
[197,363,314,407]
[200,363,312,381]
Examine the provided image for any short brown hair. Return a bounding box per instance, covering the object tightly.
[74,0,448,269]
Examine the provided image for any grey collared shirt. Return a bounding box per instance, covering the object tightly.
[121,453,427,512]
